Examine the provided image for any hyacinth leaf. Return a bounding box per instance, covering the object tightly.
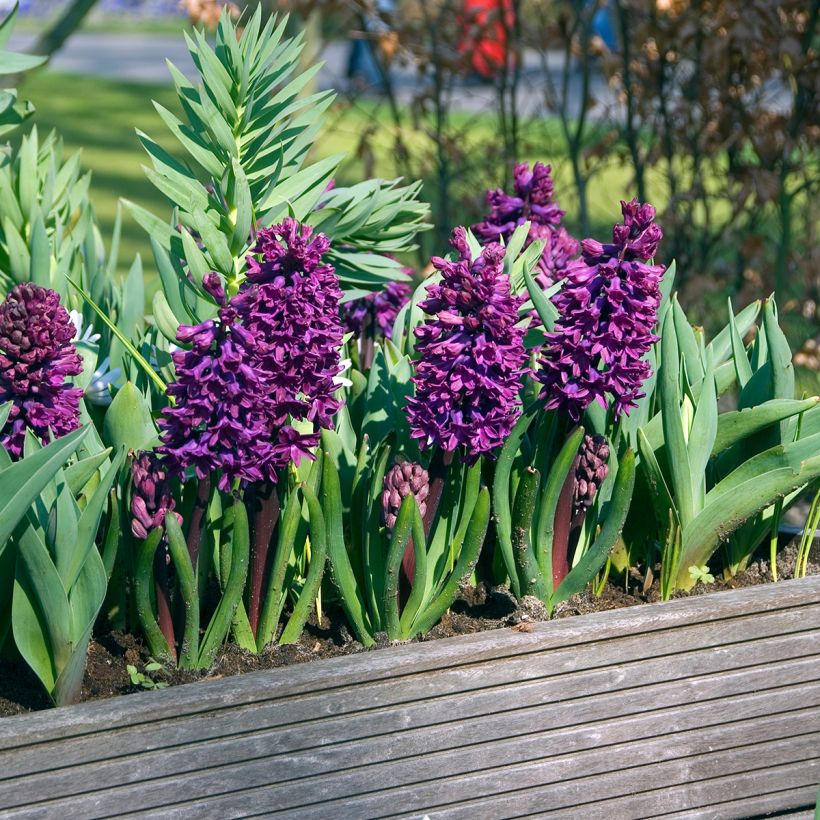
[280,483,328,645]
[503,220,532,265]
[408,487,490,639]
[677,436,820,589]
[164,513,200,670]
[687,359,717,506]
[554,449,636,605]
[321,441,374,647]
[151,291,181,346]
[134,527,174,662]
[534,426,586,591]
[67,277,168,395]
[660,308,695,527]
[13,522,72,700]
[762,298,795,426]
[512,466,545,599]
[441,459,483,595]
[523,258,559,331]
[0,401,9,430]
[11,448,122,705]
[198,497,250,665]
[637,428,679,538]
[657,259,676,326]
[492,407,538,598]
[0,4,44,76]
[102,382,159,453]
[672,296,704,384]
[726,300,754,389]
[363,444,391,631]
[256,463,318,650]
[0,425,87,552]
[383,494,416,641]
[398,502,429,639]
[712,398,820,456]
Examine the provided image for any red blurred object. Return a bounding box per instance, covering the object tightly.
[459,0,515,79]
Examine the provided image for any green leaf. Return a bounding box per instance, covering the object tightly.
[67,276,168,395]
[713,398,819,456]
[0,426,87,551]
[554,449,636,604]
[660,308,694,527]
[102,382,159,452]
[321,436,373,646]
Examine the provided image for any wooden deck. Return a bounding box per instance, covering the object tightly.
[1,575,819,819]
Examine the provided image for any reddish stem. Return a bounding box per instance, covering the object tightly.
[153,543,177,663]
[552,453,579,590]
[247,484,281,638]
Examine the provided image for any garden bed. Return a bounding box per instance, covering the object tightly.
[0,570,818,818]
[1,539,817,718]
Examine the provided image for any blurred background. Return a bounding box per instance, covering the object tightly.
[5,0,819,386]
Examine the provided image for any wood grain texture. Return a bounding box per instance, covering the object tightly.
[0,575,818,820]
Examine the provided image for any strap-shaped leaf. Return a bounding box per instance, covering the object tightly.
[554,449,636,604]
[0,426,87,550]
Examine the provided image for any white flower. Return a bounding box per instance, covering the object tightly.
[69,310,101,345]
[333,357,353,389]
[85,357,122,407]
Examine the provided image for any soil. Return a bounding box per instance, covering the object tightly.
[1,540,817,719]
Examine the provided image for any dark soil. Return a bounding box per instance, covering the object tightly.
[1,540,817,719]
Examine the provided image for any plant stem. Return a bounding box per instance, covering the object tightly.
[247,482,281,638]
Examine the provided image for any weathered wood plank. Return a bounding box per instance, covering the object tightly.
[0,576,816,820]
[45,708,820,819]
[0,633,820,807]
[1,576,817,749]
[663,802,816,820]
[87,731,819,819]
[1,601,817,782]
[1,620,816,790]
[7,665,818,812]
[8,667,819,818]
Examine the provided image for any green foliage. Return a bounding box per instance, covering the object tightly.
[9,435,123,705]
[128,6,428,343]
[633,296,820,597]
[0,4,44,143]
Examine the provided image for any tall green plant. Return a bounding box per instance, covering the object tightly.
[634,297,820,596]
[127,6,428,349]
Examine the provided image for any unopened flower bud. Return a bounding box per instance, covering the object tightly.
[382,458,430,533]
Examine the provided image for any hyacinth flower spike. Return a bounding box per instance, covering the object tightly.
[473,161,580,291]
[537,199,662,588]
[401,228,528,587]
[342,277,412,371]
[0,284,84,459]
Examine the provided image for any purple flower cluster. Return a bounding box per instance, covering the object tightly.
[130,451,181,539]
[573,434,609,517]
[0,284,83,459]
[473,162,579,288]
[538,199,665,422]
[382,458,430,533]
[407,228,529,462]
[342,279,412,341]
[159,221,344,491]
[235,219,344,432]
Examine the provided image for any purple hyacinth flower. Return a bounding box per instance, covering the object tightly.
[130,451,182,539]
[538,199,666,422]
[159,303,278,492]
[473,161,579,288]
[407,228,529,462]
[0,284,84,459]
[235,218,345,435]
[159,220,345,491]
[342,279,412,341]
